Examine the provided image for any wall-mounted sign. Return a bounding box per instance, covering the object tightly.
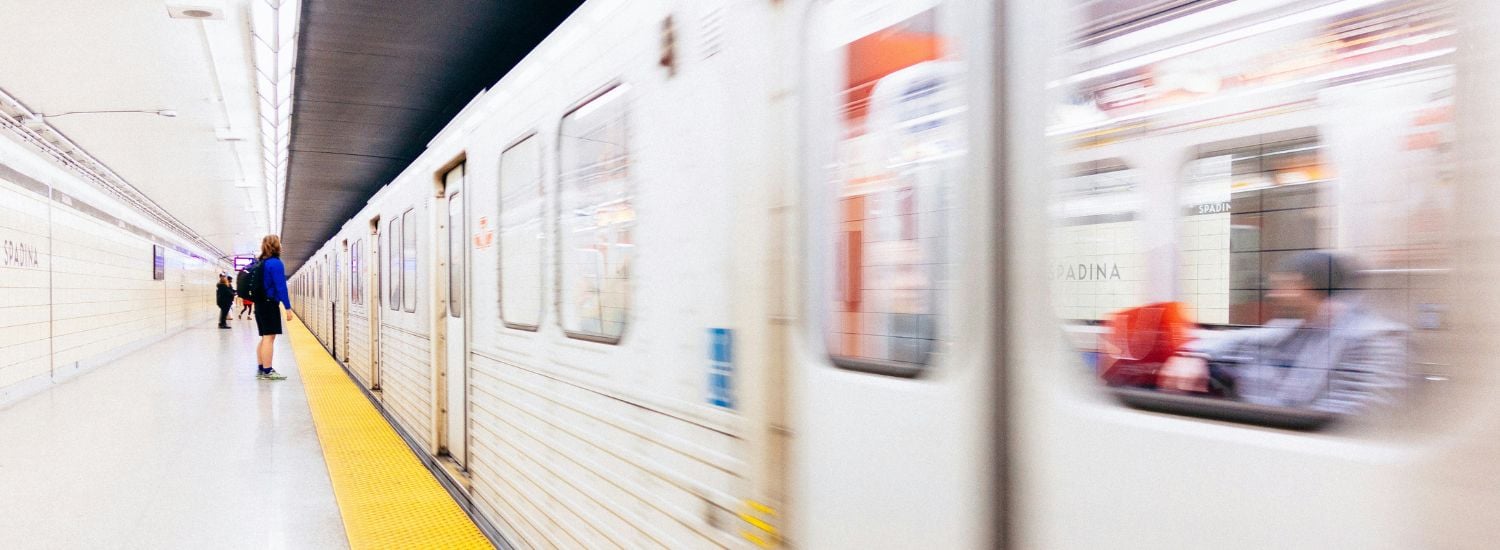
[1187,201,1231,216]
[2,239,40,268]
[233,256,255,271]
[152,245,165,280]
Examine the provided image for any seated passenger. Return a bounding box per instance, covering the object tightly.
[1159,251,1407,415]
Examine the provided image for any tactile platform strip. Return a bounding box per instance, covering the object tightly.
[286,317,493,549]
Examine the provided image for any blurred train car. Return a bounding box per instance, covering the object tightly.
[290,0,1500,548]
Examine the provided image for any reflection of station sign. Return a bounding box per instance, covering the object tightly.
[1188,201,1231,216]
[1055,262,1122,281]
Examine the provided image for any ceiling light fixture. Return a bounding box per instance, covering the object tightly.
[167,5,225,20]
[250,0,300,235]
[41,109,177,118]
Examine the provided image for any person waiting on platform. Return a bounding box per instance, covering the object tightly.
[235,268,255,319]
[250,235,294,381]
[216,274,235,329]
[1159,250,1407,415]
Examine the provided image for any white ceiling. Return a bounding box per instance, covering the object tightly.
[0,0,270,257]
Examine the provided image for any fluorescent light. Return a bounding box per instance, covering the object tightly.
[1052,0,1390,88]
[1047,48,1455,136]
[1083,0,1306,60]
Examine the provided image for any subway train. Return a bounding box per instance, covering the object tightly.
[289,0,1500,547]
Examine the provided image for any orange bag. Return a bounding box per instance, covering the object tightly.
[1097,302,1195,388]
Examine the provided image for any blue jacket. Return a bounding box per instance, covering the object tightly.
[261,256,292,309]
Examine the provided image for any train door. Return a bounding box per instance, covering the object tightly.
[791,1,997,547]
[370,217,383,390]
[1004,0,1500,548]
[441,162,469,467]
[340,240,350,363]
[330,251,338,359]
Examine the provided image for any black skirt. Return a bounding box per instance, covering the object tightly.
[254,301,283,336]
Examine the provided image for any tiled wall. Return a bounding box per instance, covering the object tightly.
[0,172,219,404]
[0,179,53,392]
[1178,212,1231,324]
[1051,221,1147,321]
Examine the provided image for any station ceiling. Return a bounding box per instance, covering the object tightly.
[282,0,583,271]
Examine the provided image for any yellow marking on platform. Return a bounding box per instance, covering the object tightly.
[286,317,493,550]
[738,512,778,536]
[746,500,777,516]
[741,530,772,548]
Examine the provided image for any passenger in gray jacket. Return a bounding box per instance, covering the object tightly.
[1160,250,1407,415]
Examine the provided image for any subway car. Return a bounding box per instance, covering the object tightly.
[290,0,1500,547]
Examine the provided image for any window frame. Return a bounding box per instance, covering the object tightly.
[351,240,362,306]
[389,216,402,312]
[804,4,965,378]
[555,81,633,345]
[445,165,465,319]
[498,130,545,332]
[401,207,418,314]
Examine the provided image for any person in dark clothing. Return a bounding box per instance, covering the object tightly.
[254,235,293,381]
[216,274,235,329]
[235,269,254,318]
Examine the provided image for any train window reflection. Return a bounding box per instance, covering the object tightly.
[815,5,964,377]
[1184,134,1333,326]
[351,240,362,306]
[1052,0,1456,427]
[558,84,632,343]
[389,217,401,311]
[445,164,465,319]
[401,208,417,313]
[498,133,543,330]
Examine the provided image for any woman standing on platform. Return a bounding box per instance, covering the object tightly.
[253,235,293,380]
[216,274,235,329]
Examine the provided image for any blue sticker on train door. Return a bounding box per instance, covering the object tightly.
[708,328,733,409]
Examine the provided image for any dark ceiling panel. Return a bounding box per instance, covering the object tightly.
[282,0,584,272]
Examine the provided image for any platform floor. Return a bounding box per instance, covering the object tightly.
[0,317,347,548]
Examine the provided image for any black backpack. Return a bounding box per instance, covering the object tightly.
[236,260,263,302]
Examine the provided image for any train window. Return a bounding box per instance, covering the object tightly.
[557,84,632,343]
[810,4,965,376]
[350,242,358,306]
[359,240,367,306]
[401,208,417,313]
[389,216,402,311]
[446,165,465,319]
[1183,134,1332,326]
[498,133,543,330]
[1051,0,1457,429]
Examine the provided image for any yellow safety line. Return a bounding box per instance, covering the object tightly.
[285,316,493,550]
[745,500,777,517]
[737,512,778,537]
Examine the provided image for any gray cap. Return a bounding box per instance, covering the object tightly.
[1275,250,1362,295]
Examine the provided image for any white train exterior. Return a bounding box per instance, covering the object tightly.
[289,0,1500,548]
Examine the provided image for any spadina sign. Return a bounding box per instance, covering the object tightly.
[1054,262,1122,281]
